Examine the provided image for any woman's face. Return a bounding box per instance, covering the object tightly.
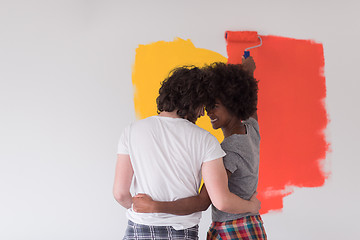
[206,100,233,130]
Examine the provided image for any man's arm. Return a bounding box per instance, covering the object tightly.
[132,185,211,215]
[113,154,134,209]
[202,158,260,214]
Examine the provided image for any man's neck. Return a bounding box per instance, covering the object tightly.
[158,110,181,119]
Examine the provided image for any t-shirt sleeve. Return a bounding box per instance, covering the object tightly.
[117,125,131,155]
[222,151,243,173]
[202,133,226,163]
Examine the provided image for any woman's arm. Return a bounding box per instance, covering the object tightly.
[202,158,260,214]
[132,185,211,215]
[113,154,134,209]
[132,163,259,215]
[242,56,258,121]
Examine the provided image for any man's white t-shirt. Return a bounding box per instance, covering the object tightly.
[117,115,225,230]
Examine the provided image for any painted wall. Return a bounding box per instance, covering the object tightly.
[1,0,359,239]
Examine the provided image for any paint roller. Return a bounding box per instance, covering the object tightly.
[225,31,262,59]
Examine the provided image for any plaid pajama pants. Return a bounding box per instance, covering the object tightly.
[207,215,267,240]
[123,220,199,240]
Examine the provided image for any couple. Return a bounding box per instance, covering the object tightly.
[114,57,267,240]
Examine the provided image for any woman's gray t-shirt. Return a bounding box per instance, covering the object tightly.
[211,117,260,222]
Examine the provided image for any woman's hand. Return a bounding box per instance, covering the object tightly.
[132,193,156,213]
[242,56,256,76]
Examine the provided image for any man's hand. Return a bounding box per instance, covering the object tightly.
[132,193,156,213]
[242,56,256,76]
[249,192,261,214]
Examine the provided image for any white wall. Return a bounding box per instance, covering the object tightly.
[1,0,359,239]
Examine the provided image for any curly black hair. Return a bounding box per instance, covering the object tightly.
[156,66,207,123]
[203,62,258,120]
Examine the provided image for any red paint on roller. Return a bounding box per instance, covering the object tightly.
[225,32,329,214]
[225,31,259,42]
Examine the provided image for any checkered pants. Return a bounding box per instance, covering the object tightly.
[123,220,199,240]
[207,215,267,240]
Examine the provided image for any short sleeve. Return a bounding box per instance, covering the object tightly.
[222,151,241,173]
[117,125,131,155]
[202,133,226,163]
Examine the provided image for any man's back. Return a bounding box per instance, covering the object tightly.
[117,115,225,229]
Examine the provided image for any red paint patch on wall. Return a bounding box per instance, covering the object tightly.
[226,32,329,213]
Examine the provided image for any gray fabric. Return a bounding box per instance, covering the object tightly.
[211,117,260,222]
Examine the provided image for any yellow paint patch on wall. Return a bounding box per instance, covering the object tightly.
[132,38,227,141]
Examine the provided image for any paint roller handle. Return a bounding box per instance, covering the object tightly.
[243,51,250,59]
[243,36,262,59]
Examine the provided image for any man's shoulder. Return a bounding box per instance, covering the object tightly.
[189,124,214,139]
[131,116,156,125]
